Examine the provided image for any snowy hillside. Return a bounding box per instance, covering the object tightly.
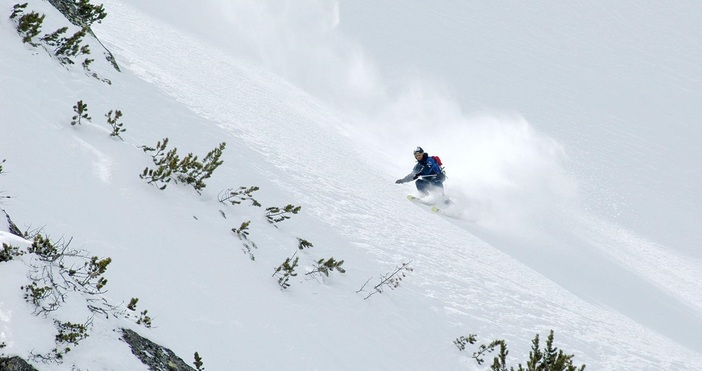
[1,0,701,370]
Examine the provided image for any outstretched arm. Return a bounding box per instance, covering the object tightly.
[395,163,422,184]
[395,173,416,184]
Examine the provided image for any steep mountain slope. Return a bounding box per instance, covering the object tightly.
[1,1,701,370]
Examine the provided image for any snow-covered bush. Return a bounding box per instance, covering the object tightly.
[52,27,90,65]
[306,257,346,278]
[105,109,125,139]
[140,138,226,193]
[10,3,45,45]
[218,186,261,207]
[0,243,25,262]
[265,204,301,225]
[455,330,586,371]
[273,255,299,289]
[232,220,257,261]
[75,0,106,27]
[70,100,91,126]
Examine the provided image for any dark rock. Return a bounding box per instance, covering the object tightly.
[2,210,23,238]
[0,356,39,371]
[121,328,196,371]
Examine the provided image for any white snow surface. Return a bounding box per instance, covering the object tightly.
[1,0,701,370]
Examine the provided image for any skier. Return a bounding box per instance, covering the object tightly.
[395,146,446,196]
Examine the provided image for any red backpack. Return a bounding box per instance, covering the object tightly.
[431,156,445,173]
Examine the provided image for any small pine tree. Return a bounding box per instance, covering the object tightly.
[10,3,28,20]
[306,257,346,277]
[179,142,226,193]
[15,10,45,45]
[76,0,107,27]
[54,28,89,65]
[297,238,313,250]
[457,330,586,371]
[141,138,226,193]
[218,186,261,207]
[71,100,91,125]
[194,352,205,371]
[140,138,175,190]
[265,204,301,225]
[1,243,26,262]
[136,310,152,328]
[105,110,125,139]
[40,27,68,47]
[232,221,258,261]
[127,297,139,311]
[273,256,299,289]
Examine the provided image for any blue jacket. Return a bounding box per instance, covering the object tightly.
[399,153,443,183]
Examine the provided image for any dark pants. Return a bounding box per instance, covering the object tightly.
[415,174,445,196]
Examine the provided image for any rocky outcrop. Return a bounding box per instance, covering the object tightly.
[0,356,39,371]
[121,329,196,371]
[45,0,121,72]
[2,209,23,237]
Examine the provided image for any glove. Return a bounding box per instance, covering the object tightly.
[395,179,405,184]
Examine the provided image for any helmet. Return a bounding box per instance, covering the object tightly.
[413,146,424,156]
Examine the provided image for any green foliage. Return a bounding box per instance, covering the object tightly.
[182,142,226,193]
[71,100,91,126]
[125,297,153,328]
[105,109,125,139]
[232,220,257,261]
[27,233,61,260]
[55,320,89,347]
[194,352,205,371]
[81,256,112,291]
[273,255,299,289]
[30,320,91,362]
[22,232,116,320]
[457,330,586,371]
[11,2,107,76]
[10,3,27,20]
[136,310,153,328]
[141,138,226,193]
[265,204,301,225]
[453,334,478,351]
[297,238,313,250]
[21,281,52,307]
[40,26,68,47]
[54,27,90,65]
[218,186,261,207]
[82,56,94,70]
[14,7,45,45]
[307,257,346,278]
[76,0,107,27]
[0,243,25,262]
[127,297,139,311]
[140,137,174,190]
[232,221,251,239]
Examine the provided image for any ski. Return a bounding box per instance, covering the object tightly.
[408,195,448,215]
[407,195,441,212]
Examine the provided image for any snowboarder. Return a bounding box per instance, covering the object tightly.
[395,146,445,196]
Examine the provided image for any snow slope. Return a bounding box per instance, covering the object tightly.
[1,0,701,370]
